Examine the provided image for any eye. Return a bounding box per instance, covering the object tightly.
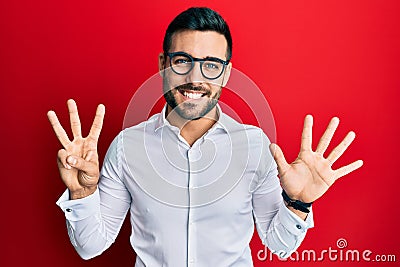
[173,57,191,65]
[204,62,220,70]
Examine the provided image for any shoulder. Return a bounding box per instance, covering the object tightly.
[219,112,273,146]
[105,112,161,155]
[122,112,160,135]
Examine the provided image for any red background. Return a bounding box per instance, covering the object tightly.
[1,0,399,266]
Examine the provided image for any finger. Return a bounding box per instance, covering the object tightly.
[57,149,71,169]
[85,150,93,161]
[334,160,363,180]
[269,143,290,175]
[300,114,313,151]
[316,117,339,155]
[67,99,82,138]
[84,150,98,162]
[88,104,105,141]
[327,131,356,164]
[47,110,71,147]
[67,155,97,176]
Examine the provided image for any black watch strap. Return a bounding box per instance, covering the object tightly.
[282,190,313,213]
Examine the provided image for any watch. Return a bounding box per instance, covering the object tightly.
[282,190,313,213]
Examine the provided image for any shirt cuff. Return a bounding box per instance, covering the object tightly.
[56,188,100,221]
[278,202,314,235]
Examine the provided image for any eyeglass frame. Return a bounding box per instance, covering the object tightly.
[164,51,230,80]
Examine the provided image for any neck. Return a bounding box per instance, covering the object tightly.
[165,105,218,146]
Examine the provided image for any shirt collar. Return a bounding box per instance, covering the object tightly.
[154,104,229,133]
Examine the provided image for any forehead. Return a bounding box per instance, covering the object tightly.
[169,30,228,59]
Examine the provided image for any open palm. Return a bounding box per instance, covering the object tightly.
[270,115,363,203]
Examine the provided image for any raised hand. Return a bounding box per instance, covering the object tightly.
[47,99,105,200]
[270,115,363,204]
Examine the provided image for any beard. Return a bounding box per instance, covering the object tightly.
[163,80,222,120]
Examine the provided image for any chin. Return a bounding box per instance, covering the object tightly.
[175,106,210,120]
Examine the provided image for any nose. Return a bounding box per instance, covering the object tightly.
[185,61,205,85]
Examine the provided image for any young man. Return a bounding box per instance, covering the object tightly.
[47,7,363,267]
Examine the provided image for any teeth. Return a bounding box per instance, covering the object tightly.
[183,91,203,99]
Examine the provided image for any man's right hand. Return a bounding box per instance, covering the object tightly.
[47,99,105,200]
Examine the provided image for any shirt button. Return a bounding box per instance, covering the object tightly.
[66,208,72,212]
[189,258,194,263]
[296,224,302,229]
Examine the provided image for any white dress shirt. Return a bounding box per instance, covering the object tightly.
[57,105,314,267]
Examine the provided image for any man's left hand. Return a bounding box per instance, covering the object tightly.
[270,115,363,204]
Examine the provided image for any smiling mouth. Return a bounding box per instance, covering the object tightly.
[178,89,207,100]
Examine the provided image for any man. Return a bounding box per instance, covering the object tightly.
[47,7,363,266]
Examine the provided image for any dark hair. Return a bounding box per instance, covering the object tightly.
[163,7,232,60]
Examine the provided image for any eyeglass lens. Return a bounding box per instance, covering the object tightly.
[170,54,224,79]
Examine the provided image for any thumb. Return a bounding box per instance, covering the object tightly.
[67,155,97,176]
[269,143,290,175]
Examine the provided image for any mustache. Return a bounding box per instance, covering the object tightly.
[174,83,211,96]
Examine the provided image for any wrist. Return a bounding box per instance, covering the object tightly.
[284,200,309,220]
[282,189,312,213]
[69,186,97,200]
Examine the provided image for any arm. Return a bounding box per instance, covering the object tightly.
[252,162,314,258]
[47,99,130,259]
[253,115,363,258]
[56,134,131,259]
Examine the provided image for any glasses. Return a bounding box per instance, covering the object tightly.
[165,51,230,80]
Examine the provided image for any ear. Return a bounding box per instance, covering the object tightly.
[158,52,166,77]
[221,62,232,87]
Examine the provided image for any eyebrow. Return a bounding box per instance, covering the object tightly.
[172,51,226,61]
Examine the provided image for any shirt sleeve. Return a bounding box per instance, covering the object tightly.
[56,133,131,260]
[251,133,314,259]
